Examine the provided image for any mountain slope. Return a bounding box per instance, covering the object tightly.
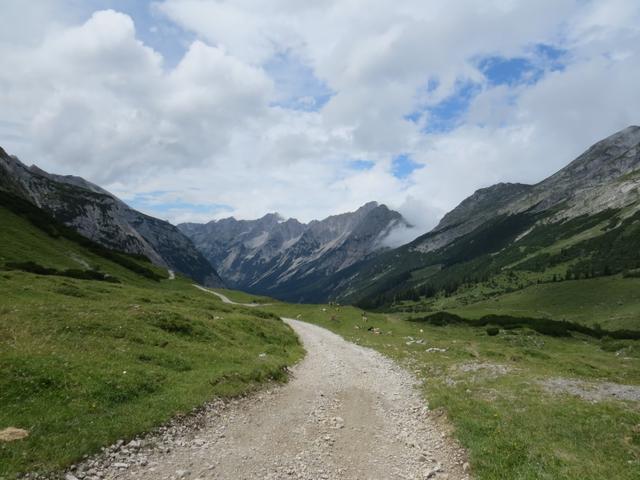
[179,202,410,301]
[333,125,640,307]
[0,189,301,478]
[0,148,223,286]
[415,125,640,254]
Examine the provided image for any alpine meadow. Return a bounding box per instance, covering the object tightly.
[1,2,639,480]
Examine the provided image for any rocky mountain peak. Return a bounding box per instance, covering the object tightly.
[358,200,380,211]
[416,182,533,253]
[179,201,410,300]
[413,125,640,254]
[257,212,286,225]
[542,125,640,190]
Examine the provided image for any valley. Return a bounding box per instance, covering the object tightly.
[1,126,640,480]
[179,202,411,302]
[2,3,640,479]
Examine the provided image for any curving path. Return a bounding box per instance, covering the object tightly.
[88,310,470,479]
[193,285,264,307]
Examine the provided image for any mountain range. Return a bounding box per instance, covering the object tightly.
[179,202,410,302]
[1,125,638,304]
[0,148,224,287]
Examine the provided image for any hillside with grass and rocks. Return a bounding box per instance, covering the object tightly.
[330,126,640,323]
[0,149,224,287]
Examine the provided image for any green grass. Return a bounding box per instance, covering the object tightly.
[0,205,167,284]
[2,196,639,479]
[263,302,640,480]
[0,274,302,477]
[0,202,303,478]
[438,276,640,330]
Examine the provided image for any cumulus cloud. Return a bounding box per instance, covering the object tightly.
[1,0,639,245]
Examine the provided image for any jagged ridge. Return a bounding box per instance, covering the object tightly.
[179,202,410,301]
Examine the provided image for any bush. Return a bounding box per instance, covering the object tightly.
[409,311,465,326]
[4,261,120,283]
[486,327,500,336]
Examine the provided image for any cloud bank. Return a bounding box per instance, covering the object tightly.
[1,0,639,242]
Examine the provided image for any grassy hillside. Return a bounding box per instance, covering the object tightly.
[1,207,146,281]
[346,206,640,333]
[208,288,277,305]
[0,191,166,283]
[357,209,635,306]
[441,276,640,330]
[2,191,639,479]
[0,199,303,478]
[264,302,640,480]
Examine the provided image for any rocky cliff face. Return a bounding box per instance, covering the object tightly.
[179,202,410,301]
[416,182,533,254]
[414,125,640,253]
[0,149,224,287]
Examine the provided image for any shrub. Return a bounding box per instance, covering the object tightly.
[412,311,640,340]
[486,327,500,336]
[4,261,57,275]
[4,261,120,283]
[410,311,465,326]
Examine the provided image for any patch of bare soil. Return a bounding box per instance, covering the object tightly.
[540,377,640,403]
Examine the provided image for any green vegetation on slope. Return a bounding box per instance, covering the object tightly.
[264,302,640,480]
[0,191,165,282]
[3,186,639,480]
[354,208,640,313]
[209,288,277,305]
[438,276,640,330]
[0,199,303,478]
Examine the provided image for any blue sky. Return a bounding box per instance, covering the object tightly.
[128,192,233,221]
[407,43,569,134]
[266,52,334,112]
[392,154,423,179]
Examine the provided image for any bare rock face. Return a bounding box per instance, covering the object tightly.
[416,182,533,254]
[0,150,223,287]
[179,202,410,301]
[414,125,640,253]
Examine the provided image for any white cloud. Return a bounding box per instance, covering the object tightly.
[0,0,639,246]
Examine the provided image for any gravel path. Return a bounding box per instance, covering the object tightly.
[192,285,263,307]
[65,319,470,480]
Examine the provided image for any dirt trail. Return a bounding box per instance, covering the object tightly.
[193,285,263,307]
[89,318,469,480]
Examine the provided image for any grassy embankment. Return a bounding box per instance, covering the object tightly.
[390,274,640,331]
[0,204,303,478]
[2,193,639,479]
[361,207,640,329]
[263,301,640,480]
